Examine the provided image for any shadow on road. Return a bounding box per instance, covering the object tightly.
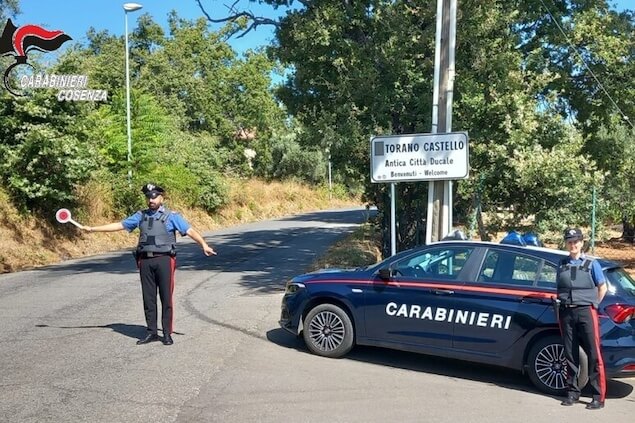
[30,209,370,296]
[35,323,148,340]
[266,327,634,401]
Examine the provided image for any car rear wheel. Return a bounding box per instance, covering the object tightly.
[526,335,589,396]
[303,303,354,358]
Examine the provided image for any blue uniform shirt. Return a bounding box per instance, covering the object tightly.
[121,206,191,236]
[564,255,607,287]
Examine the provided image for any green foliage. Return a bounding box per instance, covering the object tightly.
[510,132,602,231]
[0,91,96,212]
[262,0,635,242]
[585,121,635,227]
[515,0,635,136]
[267,130,327,183]
[85,90,175,177]
[156,131,230,212]
[146,164,199,206]
[197,171,230,213]
[147,161,228,214]
[3,0,633,242]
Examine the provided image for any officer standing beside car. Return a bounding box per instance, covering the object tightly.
[84,183,216,346]
[557,227,608,410]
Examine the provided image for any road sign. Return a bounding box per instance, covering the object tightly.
[370,132,469,183]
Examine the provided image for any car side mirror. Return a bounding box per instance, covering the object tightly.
[378,268,394,280]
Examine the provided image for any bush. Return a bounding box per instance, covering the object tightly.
[198,171,229,213]
[270,138,327,184]
[0,126,96,213]
[146,164,200,207]
[144,163,228,213]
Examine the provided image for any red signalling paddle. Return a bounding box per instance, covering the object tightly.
[55,208,84,229]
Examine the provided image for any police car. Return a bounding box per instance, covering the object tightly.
[279,239,635,395]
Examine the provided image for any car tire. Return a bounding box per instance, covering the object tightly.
[526,335,589,396]
[303,303,354,358]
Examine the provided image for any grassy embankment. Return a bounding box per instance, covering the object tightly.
[6,177,631,276]
[0,178,368,273]
[309,222,383,271]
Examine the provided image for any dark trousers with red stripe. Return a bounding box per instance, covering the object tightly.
[139,255,176,336]
[559,305,606,402]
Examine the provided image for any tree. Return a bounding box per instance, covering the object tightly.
[586,120,635,240]
[515,0,635,136]
[201,0,627,245]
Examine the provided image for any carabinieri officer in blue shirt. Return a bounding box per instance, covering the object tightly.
[84,183,216,346]
[557,227,607,410]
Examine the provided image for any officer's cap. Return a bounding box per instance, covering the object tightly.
[563,227,583,241]
[141,183,165,199]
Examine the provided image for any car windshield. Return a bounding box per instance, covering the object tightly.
[605,267,635,297]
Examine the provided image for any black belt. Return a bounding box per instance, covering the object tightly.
[560,304,590,309]
[138,252,172,259]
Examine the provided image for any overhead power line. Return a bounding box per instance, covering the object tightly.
[538,0,634,129]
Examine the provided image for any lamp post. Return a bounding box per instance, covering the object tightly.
[326,145,332,200]
[123,2,143,185]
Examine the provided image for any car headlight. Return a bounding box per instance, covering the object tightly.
[285,281,305,294]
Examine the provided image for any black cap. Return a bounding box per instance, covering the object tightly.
[141,183,165,199]
[563,227,583,241]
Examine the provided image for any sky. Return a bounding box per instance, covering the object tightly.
[14,0,289,55]
[12,0,633,56]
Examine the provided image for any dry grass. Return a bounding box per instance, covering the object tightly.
[5,179,635,278]
[0,179,362,273]
[309,223,382,271]
[214,179,353,225]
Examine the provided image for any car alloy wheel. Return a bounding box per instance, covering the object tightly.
[308,310,345,351]
[533,342,567,391]
[527,335,588,395]
[303,303,354,358]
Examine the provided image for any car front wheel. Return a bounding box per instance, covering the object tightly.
[526,335,589,396]
[303,303,354,358]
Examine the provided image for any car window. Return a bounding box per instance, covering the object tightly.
[478,249,547,286]
[605,267,635,297]
[394,247,474,280]
[536,262,557,288]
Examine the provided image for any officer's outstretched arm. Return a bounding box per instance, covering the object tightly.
[84,222,125,233]
[186,227,217,256]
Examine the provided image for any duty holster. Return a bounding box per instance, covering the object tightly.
[552,297,561,323]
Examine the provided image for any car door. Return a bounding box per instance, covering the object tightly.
[364,245,477,352]
[451,247,557,356]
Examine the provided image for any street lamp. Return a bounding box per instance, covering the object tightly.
[123,2,143,185]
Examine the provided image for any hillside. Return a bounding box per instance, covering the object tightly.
[0,179,363,273]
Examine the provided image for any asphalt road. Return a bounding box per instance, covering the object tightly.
[1,207,633,423]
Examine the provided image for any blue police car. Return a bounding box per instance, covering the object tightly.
[279,240,635,395]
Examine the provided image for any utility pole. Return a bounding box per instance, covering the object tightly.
[426,0,457,243]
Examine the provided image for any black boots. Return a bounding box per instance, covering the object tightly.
[136,333,160,345]
[162,333,174,345]
[585,399,604,410]
[560,394,579,406]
